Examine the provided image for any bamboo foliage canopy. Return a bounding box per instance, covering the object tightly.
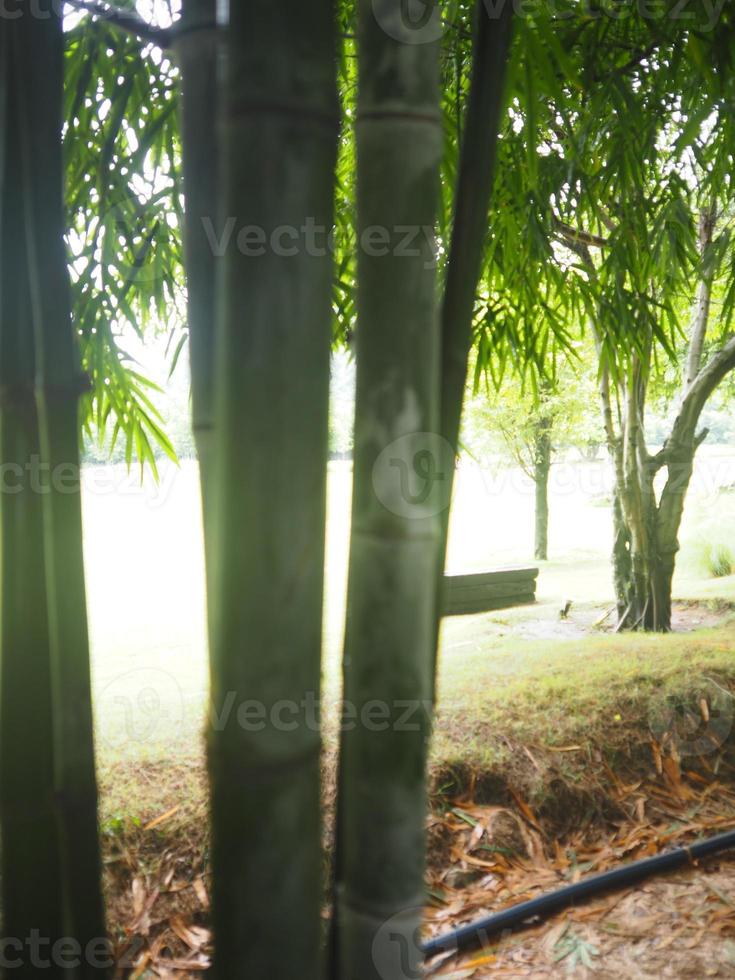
[60,1,733,463]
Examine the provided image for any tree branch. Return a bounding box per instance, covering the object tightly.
[553,215,609,249]
[684,206,716,392]
[648,446,668,474]
[597,206,619,234]
[669,335,735,451]
[65,0,173,49]
[695,427,710,449]
[571,244,626,487]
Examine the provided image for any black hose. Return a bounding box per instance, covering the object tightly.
[423,826,735,960]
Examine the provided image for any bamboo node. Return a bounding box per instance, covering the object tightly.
[357,108,442,127]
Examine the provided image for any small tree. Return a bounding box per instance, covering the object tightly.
[464,357,601,560]
[559,197,735,630]
[471,10,735,630]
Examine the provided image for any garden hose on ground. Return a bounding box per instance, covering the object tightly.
[423,826,735,960]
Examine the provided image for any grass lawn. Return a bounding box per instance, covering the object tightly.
[434,617,735,805]
[83,448,735,829]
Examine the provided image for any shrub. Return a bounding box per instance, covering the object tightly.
[700,542,735,578]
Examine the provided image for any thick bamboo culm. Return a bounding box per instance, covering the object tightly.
[0,31,65,976]
[12,6,108,969]
[331,2,444,978]
[206,3,339,978]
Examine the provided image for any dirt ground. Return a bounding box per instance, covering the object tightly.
[465,598,731,644]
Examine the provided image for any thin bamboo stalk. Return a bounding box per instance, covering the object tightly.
[331,3,443,977]
[12,8,108,969]
[439,1,514,460]
[207,4,339,977]
[174,0,219,520]
[0,41,64,975]
[433,1,514,677]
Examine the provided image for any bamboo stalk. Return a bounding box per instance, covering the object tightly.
[207,3,339,976]
[438,1,514,461]
[12,8,108,968]
[0,41,64,975]
[173,0,219,521]
[330,3,443,977]
[433,0,514,670]
[422,0,513,685]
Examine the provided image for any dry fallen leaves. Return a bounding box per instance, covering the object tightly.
[424,771,735,978]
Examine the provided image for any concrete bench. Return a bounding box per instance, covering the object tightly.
[442,566,539,617]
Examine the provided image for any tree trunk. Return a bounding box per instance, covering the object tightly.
[614,466,662,630]
[647,553,676,632]
[613,418,700,632]
[646,446,697,631]
[592,205,735,633]
[330,3,443,977]
[614,489,678,632]
[611,489,633,622]
[533,416,552,561]
[207,4,338,977]
[609,319,735,632]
